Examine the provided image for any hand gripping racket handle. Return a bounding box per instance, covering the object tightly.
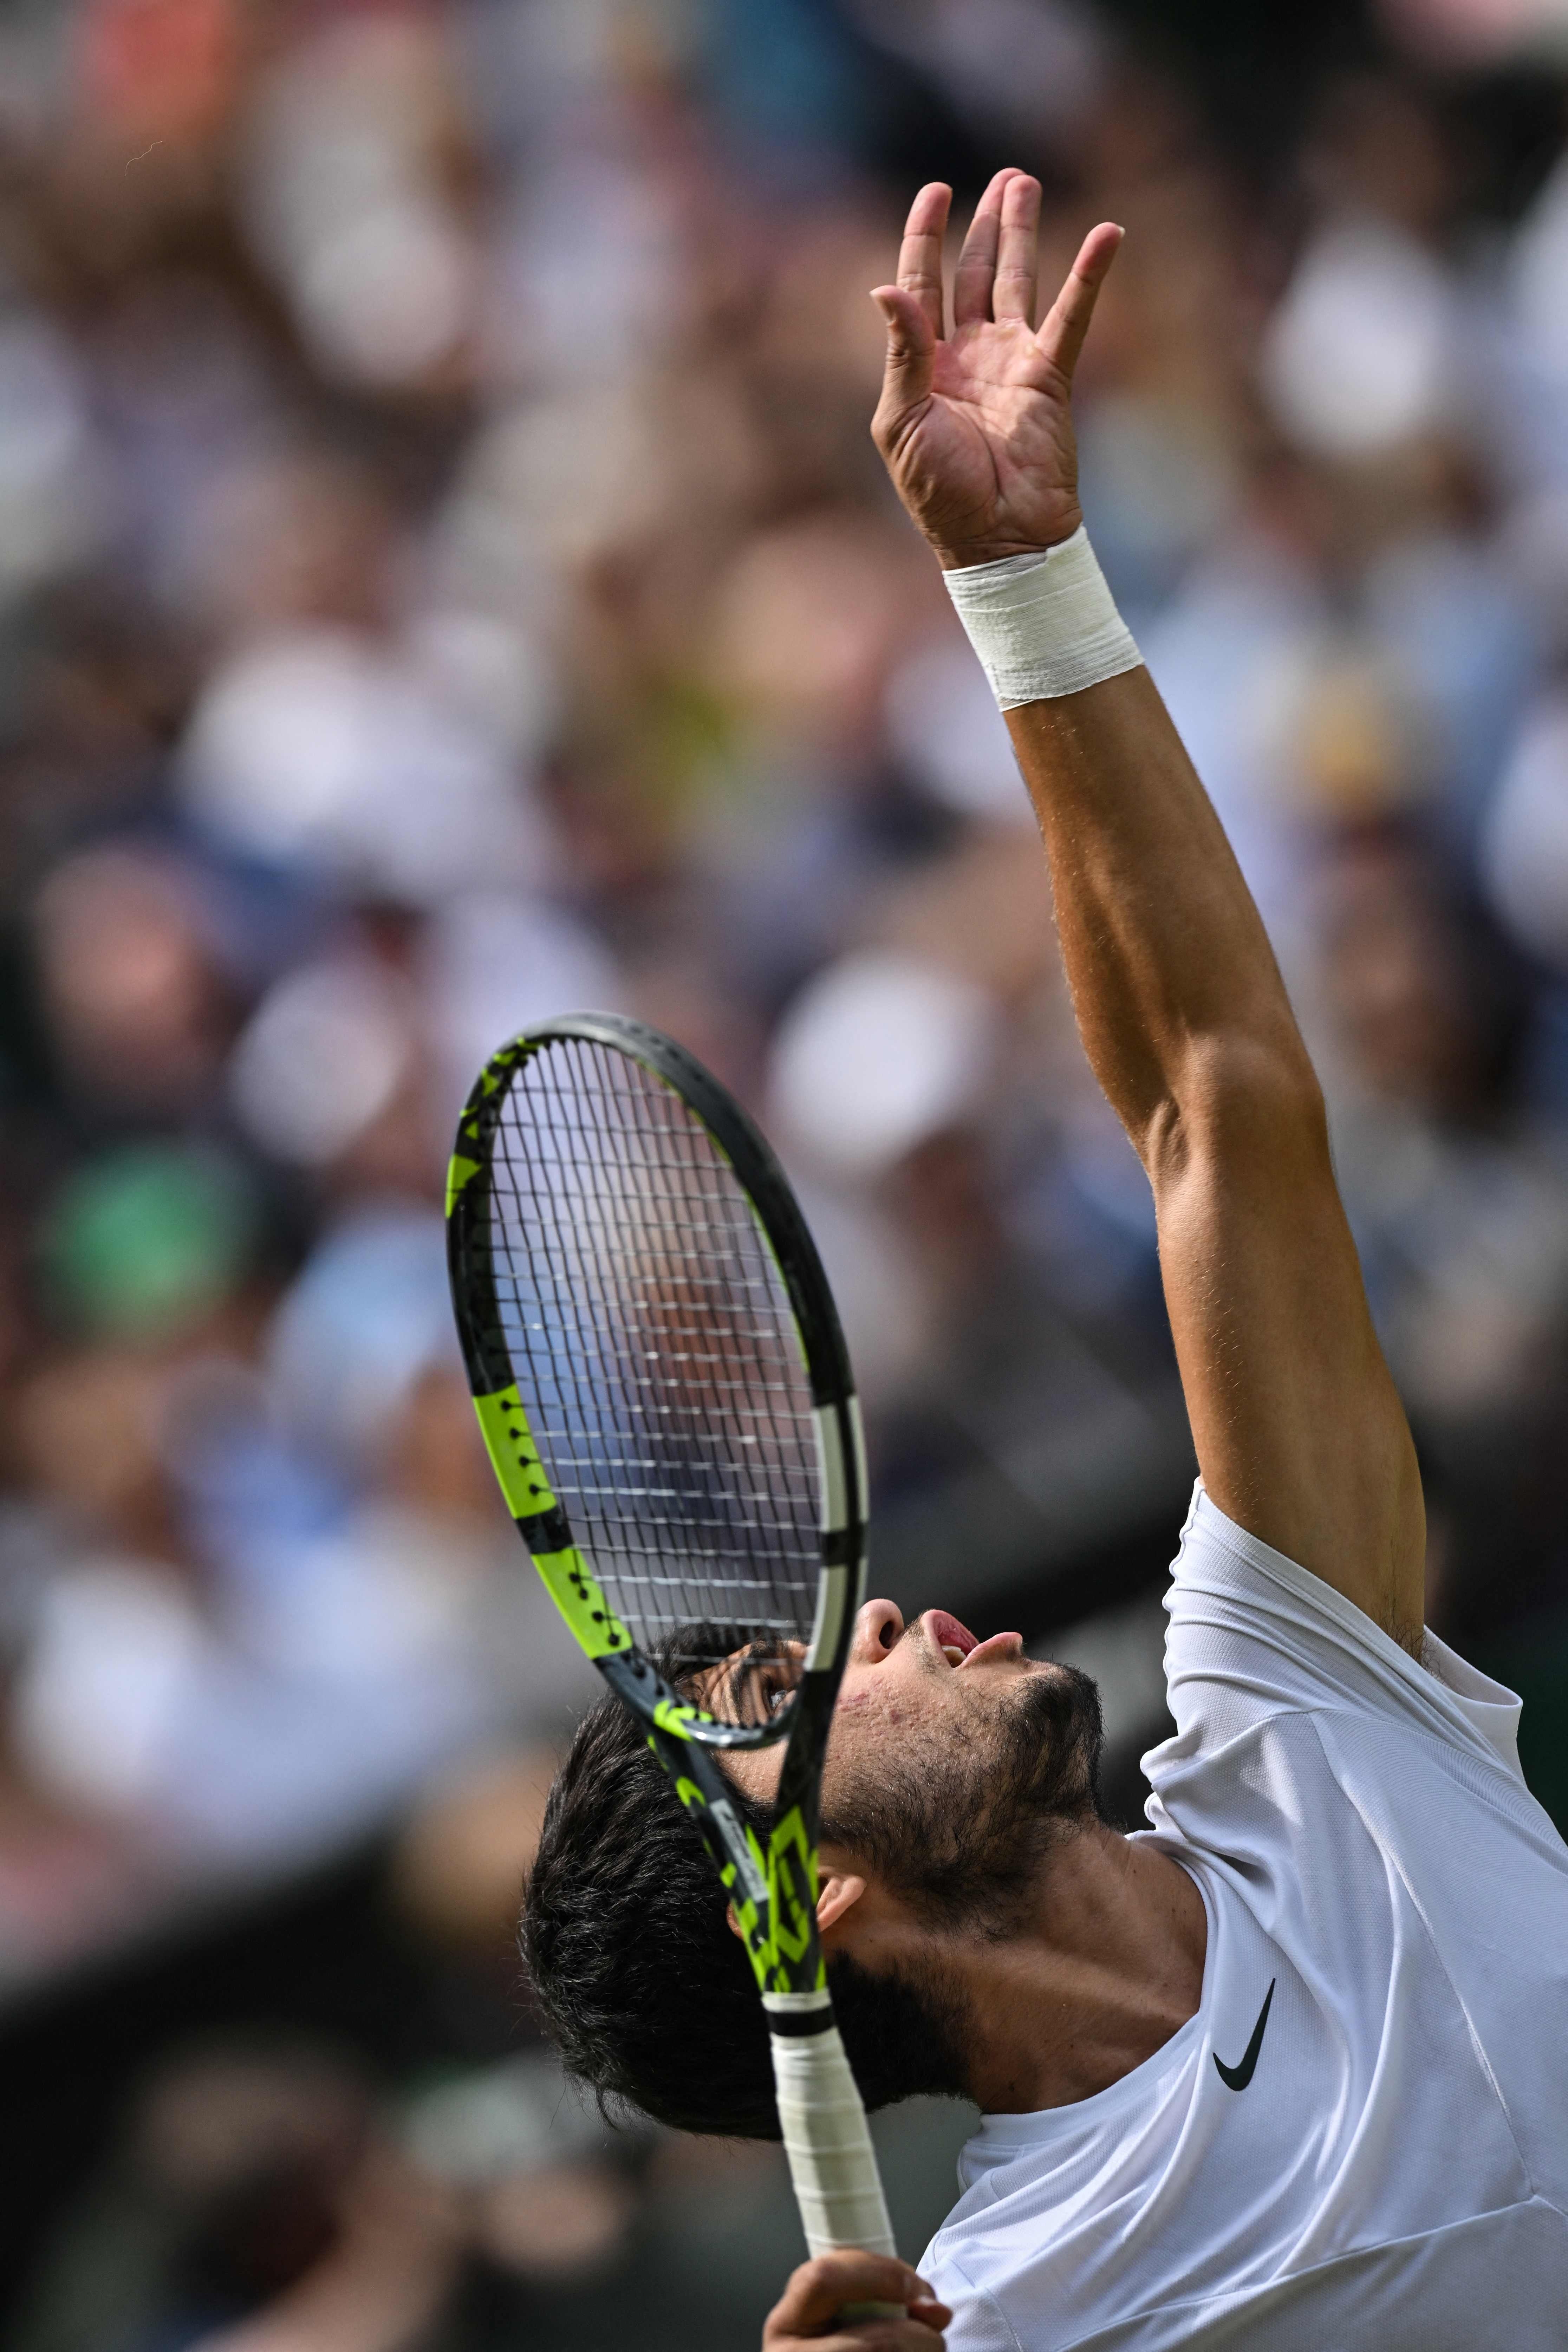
[767,1996,898,2318]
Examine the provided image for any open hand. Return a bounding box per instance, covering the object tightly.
[763,2251,952,2350]
[870,172,1121,571]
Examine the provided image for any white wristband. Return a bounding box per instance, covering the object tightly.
[942,526,1141,710]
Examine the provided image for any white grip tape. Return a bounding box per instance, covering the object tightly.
[943,526,1142,709]
[768,2013,896,2260]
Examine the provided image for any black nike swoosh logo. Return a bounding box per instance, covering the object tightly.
[1213,1979,1276,2092]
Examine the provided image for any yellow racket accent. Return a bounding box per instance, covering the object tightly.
[653,1695,710,1739]
[445,1152,482,1214]
[470,1385,631,1660]
[766,1806,825,1985]
[663,1751,803,1993]
[472,1385,557,1517]
[530,1542,632,1661]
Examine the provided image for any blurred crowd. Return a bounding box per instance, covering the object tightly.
[9,0,1568,2341]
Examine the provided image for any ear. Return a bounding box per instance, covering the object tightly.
[727,1874,867,1945]
[816,1867,867,1939]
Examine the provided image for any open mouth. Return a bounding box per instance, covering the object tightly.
[925,1609,1025,1670]
[928,1609,978,1665]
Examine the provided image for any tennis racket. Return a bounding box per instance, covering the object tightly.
[445,1011,896,2275]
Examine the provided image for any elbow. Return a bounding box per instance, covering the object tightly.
[1140,1029,1328,1193]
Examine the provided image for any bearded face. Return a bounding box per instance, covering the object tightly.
[706,1601,1105,1927]
[819,1650,1105,1934]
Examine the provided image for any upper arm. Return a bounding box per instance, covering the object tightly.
[1146,1035,1426,1649]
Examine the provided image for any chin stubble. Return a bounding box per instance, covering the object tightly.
[821,1662,1105,1936]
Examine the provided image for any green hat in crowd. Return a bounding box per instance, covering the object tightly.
[41,1143,257,1341]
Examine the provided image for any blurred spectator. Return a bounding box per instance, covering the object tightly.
[13,2037,461,2352]
[34,848,241,1123]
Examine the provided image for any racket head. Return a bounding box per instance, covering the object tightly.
[446,1014,867,1755]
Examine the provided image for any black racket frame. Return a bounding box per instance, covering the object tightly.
[446,1012,868,1998]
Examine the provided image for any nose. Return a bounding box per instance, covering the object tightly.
[851,1598,904,1664]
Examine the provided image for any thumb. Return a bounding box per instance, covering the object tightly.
[870,283,935,440]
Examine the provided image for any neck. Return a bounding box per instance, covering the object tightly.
[851,1826,1207,2115]
[966,1829,1206,2112]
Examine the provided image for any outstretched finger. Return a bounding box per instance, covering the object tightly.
[993,171,1042,324]
[1035,220,1123,382]
[870,282,936,442]
[952,167,1017,328]
[893,181,952,343]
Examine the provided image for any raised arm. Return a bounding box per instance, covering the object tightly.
[871,174,1424,1648]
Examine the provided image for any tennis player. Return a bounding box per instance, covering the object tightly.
[524,172,1568,2347]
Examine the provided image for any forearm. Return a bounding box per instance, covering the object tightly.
[1004,664,1315,1167]
[870,170,1425,1632]
[1009,654,1422,1629]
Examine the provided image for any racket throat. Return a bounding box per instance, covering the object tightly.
[708,1795,767,1909]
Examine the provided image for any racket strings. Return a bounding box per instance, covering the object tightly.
[486,1037,821,1706]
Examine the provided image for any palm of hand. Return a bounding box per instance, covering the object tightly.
[896,321,1079,564]
[871,177,1118,568]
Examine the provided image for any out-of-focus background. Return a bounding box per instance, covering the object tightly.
[6,0,1568,2339]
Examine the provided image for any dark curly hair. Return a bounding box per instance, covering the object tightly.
[521,1690,969,2139]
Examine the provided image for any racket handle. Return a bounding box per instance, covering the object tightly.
[768,2013,897,2263]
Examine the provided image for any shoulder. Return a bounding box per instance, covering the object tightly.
[1156,1483,1527,1785]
